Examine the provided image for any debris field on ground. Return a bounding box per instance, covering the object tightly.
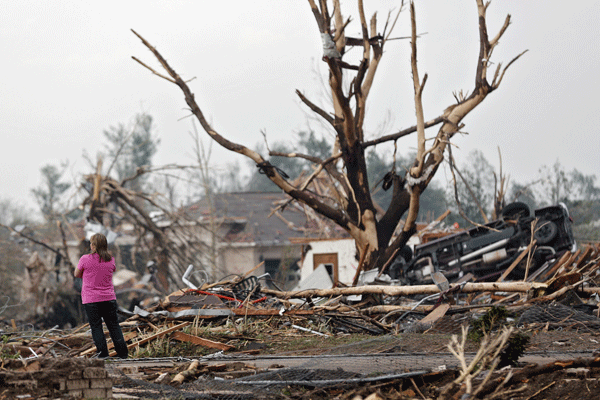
[2,242,600,399]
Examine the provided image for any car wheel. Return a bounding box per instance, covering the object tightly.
[398,245,413,262]
[534,220,558,244]
[500,202,531,220]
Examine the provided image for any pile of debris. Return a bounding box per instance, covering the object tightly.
[1,243,600,399]
[0,358,112,399]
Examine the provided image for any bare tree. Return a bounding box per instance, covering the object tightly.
[79,156,204,292]
[132,0,525,272]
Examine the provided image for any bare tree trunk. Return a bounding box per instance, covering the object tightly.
[261,281,545,299]
[132,0,526,273]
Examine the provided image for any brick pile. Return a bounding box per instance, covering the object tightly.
[0,358,112,399]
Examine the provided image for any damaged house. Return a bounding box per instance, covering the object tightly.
[9,191,347,324]
[168,191,346,290]
[296,238,356,286]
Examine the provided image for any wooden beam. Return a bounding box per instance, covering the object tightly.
[261,281,546,299]
[418,303,450,328]
[574,246,594,270]
[540,251,572,281]
[171,360,200,386]
[497,240,536,282]
[109,321,190,357]
[80,331,137,356]
[562,249,582,274]
[171,331,232,351]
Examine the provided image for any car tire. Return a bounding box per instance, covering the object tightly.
[398,245,413,262]
[534,220,558,244]
[500,202,531,220]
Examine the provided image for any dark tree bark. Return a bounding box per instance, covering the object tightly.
[132,0,526,273]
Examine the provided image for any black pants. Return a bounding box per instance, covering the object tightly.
[84,300,128,359]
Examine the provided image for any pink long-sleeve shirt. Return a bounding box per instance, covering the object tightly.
[77,253,117,304]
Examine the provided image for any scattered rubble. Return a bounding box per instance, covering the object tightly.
[0,358,112,399]
[1,242,600,398]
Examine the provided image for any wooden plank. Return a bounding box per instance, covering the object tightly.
[497,240,537,282]
[71,323,90,334]
[80,331,137,356]
[562,249,581,274]
[171,360,200,386]
[171,331,232,351]
[418,303,450,326]
[261,281,547,298]
[545,272,582,294]
[582,260,600,277]
[574,246,594,270]
[109,321,190,357]
[454,272,474,285]
[540,251,572,281]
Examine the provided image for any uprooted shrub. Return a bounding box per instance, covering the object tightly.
[468,306,529,367]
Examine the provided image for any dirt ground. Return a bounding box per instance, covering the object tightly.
[244,328,600,399]
[257,329,600,356]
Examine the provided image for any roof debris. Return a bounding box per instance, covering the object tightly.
[2,243,600,399]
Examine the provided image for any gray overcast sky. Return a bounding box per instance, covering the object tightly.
[1,1,599,217]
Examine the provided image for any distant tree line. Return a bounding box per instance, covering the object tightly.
[3,116,598,244]
[236,133,600,243]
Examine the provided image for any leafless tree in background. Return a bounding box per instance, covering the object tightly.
[132,0,526,273]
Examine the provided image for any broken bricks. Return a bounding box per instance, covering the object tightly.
[0,358,112,399]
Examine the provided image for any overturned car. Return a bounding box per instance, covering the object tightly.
[390,203,576,284]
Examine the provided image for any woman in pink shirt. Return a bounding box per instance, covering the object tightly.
[74,233,128,359]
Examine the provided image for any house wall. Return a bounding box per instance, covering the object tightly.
[300,239,357,285]
[220,246,258,277]
[218,244,302,289]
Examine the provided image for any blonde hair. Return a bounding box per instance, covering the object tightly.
[90,233,112,262]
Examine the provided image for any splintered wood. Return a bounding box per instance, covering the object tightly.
[1,243,599,366]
